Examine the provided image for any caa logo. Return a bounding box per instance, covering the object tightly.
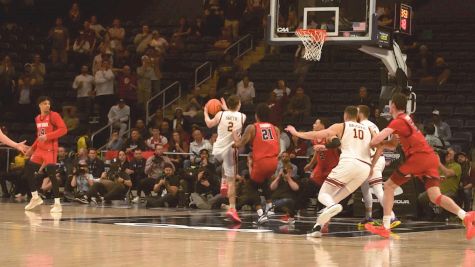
[277,27,290,33]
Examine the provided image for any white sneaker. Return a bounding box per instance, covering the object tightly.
[317,204,342,226]
[50,204,62,213]
[257,214,269,224]
[266,210,275,216]
[306,224,323,238]
[132,196,140,204]
[25,196,43,211]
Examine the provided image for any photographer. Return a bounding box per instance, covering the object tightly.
[86,148,105,179]
[70,160,94,204]
[145,163,180,208]
[136,145,174,198]
[269,163,300,224]
[87,155,132,204]
[128,149,147,203]
[189,166,220,209]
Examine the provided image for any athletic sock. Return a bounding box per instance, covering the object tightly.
[257,209,264,217]
[365,210,372,219]
[31,191,38,198]
[458,210,467,220]
[383,216,391,229]
[391,211,396,220]
[229,203,236,209]
[54,198,61,205]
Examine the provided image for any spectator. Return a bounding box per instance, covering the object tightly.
[191,17,204,37]
[160,120,172,141]
[267,91,287,127]
[184,96,204,119]
[137,55,157,108]
[70,160,94,204]
[73,65,94,116]
[424,124,446,156]
[294,45,313,84]
[355,86,373,108]
[86,148,105,180]
[0,151,28,198]
[149,30,168,55]
[135,119,148,140]
[114,45,131,67]
[89,15,106,39]
[146,126,168,151]
[0,55,16,108]
[73,148,89,167]
[122,128,147,154]
[274,151,298,179]
[72,31,92,66]
[242,0,266,36]
[14,76,33,113]
[286,86,311,121]
[168,130,189,169]
[76,128,91,152]
[108,18,125,52]
[223,0,245,40]
[418,148,461,218]
[414,44,434,77]
[108,99,130,138]
[94,60,115,118]
[203,1,224,37]
[421,57,451,86]
[236,75,255,105]
[87,157,132,204]
[67,3,81,39]
[217,78,236,99]
[269,162,300,223]
[145,163,181,208]
[128,148,147,201]
[456,152,473,211]
[188,128,212,166]
[82,20,97,51]
[189,166,220,209]
[29,54,45,86]
[172,107,191,133]
[116,65,138,111]
[134,24,153,55]
[431,109,452,143]
[150,108,171,130]
[92,48,114,75]
[136,145,174,198]
[171,17,191,50]
[272,79,291,100]
[62,106,80,134]
[106,130,124,151]
[48,17,69,65]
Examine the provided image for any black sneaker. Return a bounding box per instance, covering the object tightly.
[307,224,322,238]
[75,196,89,204]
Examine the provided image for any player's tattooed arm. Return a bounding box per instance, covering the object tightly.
[233,125,255,148]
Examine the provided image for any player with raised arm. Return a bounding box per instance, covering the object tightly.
[204,95,246,223]
[286,106,374,237]
[357,105,400,229]
[365,93,475,239]
[232,103,280,224]
[0,128,28,153]
[24,96,68,213]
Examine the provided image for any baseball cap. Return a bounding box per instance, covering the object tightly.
[432,109,440,116]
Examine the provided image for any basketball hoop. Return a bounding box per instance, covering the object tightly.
[295,29,327,61]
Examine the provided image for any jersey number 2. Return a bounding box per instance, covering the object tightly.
[353,129,364,140]
[261,128,274,140]
[227,122,233,132]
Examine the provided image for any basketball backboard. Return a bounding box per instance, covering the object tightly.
[268,0,377,45]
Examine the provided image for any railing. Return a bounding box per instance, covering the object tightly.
[224,34,254,60]
[146,81,182,125]
[194,61,212,88]
[90,120,132,149]
[0,146,12,172]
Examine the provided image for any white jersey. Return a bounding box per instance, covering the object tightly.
[213,110,246,154]
[360,119,380,157]
[340,121,372,164]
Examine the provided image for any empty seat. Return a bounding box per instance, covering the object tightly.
[445,95,465,104]
[450,131,472,143]
[425,94,446,104]
[464,120,475,129]
[454,106,475,116]
[446,119,464,130]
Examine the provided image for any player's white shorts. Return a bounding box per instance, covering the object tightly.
[213,147,238,178]
[325,158,371,193]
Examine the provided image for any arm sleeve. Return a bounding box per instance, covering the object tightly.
[45,112,68,140]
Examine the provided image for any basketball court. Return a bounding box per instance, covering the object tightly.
[0,201,473,266]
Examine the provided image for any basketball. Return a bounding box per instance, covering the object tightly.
[206,99,222,116]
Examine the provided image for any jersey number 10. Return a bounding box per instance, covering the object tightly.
[353,129,364,140]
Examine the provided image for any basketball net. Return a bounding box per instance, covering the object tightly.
[295,29,327,61]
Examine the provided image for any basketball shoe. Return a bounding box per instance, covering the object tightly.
[364,224,391,238]
[226,208,241,223]
[463,211,475,240]
[25,196,44,211]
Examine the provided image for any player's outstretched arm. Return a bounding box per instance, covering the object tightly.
[371,127,394,147]
[204,106,221,128]
[285,124,338,141]
[0,129,29,153]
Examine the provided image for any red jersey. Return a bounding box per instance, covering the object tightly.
[32,111,67,152]
[387,113,433,157]
[252,122,279,160]
[312,139,340,167]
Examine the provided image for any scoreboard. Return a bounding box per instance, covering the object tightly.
[396,3,413,35]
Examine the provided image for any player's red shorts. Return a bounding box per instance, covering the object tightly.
[311,165,333,186]
[251,157,278,184]
[30,148,57,166]
[390,152,440,190]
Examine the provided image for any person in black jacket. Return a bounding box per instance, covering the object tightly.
[86,148,105,179]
